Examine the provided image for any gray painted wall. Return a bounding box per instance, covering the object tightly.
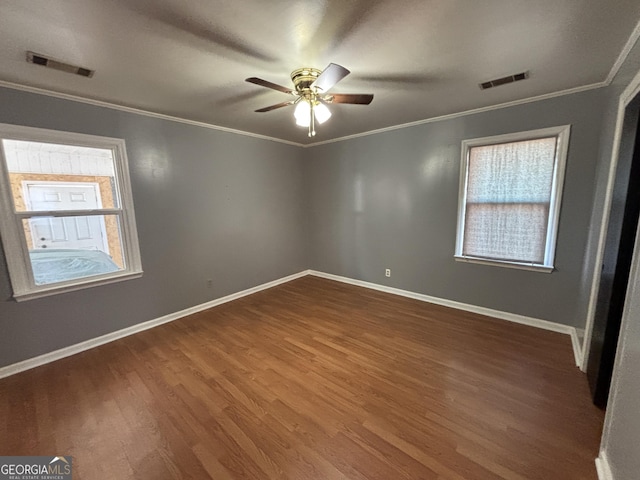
[306,89,607,327]
[0,87,308,368]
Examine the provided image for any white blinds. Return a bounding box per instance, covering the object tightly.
[462,137,558,264]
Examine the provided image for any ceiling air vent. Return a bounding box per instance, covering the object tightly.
[479,71,529,90]
[26,51,94,78]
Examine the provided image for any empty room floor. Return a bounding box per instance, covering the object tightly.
[0,276,604,479]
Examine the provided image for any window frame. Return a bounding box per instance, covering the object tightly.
[0,123,143,301]
[454,125,571,273]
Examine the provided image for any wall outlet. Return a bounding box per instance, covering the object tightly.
[206,279,213,288]
[385,268,391,277]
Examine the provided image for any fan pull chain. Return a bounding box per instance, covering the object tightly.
[309,101,316,137]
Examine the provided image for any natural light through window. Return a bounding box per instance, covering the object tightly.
[0,124,142,300]
[455,125,570,272]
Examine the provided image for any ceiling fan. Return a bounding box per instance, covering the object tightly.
[246,63,373,137]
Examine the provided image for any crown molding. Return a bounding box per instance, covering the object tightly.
[303,81,605,147]
[604,17,640,86]
[0,76,611,149]
[0,79,304,147]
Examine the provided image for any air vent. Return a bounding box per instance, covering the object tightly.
[26,51,95,78]
[479,71,529,90]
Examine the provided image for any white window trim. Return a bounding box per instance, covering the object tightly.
[454,125,571,273]
[0,123,143,301]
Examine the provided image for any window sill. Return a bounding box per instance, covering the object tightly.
[454,255,554,273]
[13,270,144,302]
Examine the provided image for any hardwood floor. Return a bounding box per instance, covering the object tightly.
[0,276,604,479]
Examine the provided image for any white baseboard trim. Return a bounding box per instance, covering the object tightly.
[571,329,584,368]
[596,452,614,480]
[0,269,582,379]
[310,270,582,366]
[0,270,310,380]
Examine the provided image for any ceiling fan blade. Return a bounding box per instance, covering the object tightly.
[324,93,374,105]
[246,77,294,95]
[255,100,296,113]
[311,63,350,92]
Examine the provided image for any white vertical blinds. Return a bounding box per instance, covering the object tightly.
[462,137,558,264]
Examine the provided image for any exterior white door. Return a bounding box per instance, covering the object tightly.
[24,182,110,253]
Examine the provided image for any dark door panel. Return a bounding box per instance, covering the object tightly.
[588,96,640,408]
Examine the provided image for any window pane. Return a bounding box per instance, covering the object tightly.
[23,214,125,285]
[461,135,560,265]
[463,203,549,263]
[2,139,118,212]
[0,125,142,300]
[467,137,557,204]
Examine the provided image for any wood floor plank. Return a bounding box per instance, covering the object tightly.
[0,276,603,479]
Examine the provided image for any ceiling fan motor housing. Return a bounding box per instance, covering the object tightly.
[291,68,322,95]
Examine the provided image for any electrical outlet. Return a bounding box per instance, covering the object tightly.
[206,279,213,288]
[385,268,391,277]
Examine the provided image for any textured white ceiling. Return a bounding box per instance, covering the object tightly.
[1,0,640,145]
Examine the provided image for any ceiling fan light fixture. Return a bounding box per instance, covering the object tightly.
[294,100,311,126]
[294,100,331,127]
[314,102,332,124]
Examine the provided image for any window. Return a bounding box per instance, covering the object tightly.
[455,125,570,272]
[0,124,142,300]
